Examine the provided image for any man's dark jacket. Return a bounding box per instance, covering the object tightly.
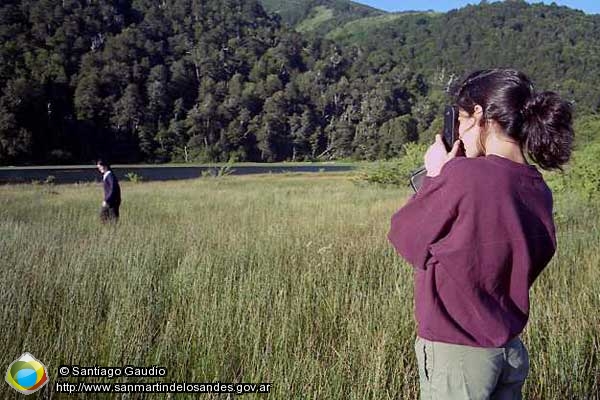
[103,171,121,207]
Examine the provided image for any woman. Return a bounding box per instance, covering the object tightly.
[387,69,573,399]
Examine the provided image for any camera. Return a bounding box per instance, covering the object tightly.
[409,105,460,192]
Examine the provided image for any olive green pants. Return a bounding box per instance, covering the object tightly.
[415,336,529,400]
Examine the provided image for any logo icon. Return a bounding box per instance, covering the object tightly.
[5,353,49,395]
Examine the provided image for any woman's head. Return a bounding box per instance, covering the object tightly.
[453,69,573,170]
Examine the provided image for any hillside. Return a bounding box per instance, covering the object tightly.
[329,1,600,113]
[259,0,384,34]
[0,0,424,164]
[1,0,600,166]
[326,11,439,41]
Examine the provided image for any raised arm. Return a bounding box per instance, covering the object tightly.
[388,169,462,270]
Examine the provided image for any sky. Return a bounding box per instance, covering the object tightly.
[353,1,600,14]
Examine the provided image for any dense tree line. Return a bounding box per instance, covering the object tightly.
[0,0,598,165]
[0,0,431,164]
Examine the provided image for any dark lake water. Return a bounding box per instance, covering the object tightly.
[0,165,356,184]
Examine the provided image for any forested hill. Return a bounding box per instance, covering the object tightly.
[1,0,599,166]
[0,0,427,164]
[329,1,600,113]
[258,0,383,34]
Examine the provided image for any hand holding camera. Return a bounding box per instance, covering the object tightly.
[424,134,462,177]
[410,105,465,191]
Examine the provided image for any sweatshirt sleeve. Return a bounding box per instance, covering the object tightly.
[387,163,462,270]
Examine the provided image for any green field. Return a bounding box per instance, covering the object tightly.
[326,12,438,42]
[1,174,598,399]
[295,6,334,33]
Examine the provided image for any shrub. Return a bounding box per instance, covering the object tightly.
[355,141,427,186]
[544,141,600,201]
[125,172,143,183]
[573,115,600,150]
[200,159,236,179]
[217,159,236,177]
[42,175,58,194]
[44,175,56,185]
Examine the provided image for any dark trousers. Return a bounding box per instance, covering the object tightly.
[100,205,120,223]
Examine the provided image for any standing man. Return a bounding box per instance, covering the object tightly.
[96,159,121,223]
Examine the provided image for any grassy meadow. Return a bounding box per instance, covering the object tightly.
[0,173,598,399]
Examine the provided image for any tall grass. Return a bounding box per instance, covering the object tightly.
[0,175,598,399]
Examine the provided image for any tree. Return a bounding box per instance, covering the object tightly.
[257,91,289,161]
[112,83,144,134]
[74,72,104,121]
[378,115,419,159]
[0,107,32,164]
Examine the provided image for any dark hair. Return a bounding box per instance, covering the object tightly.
[96,159,111,169]
[453,69,573,170]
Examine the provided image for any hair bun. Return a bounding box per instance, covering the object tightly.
[521,91,573,170]
[522,93,546,119]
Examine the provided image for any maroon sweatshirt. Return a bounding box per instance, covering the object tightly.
[388,154,556,347]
